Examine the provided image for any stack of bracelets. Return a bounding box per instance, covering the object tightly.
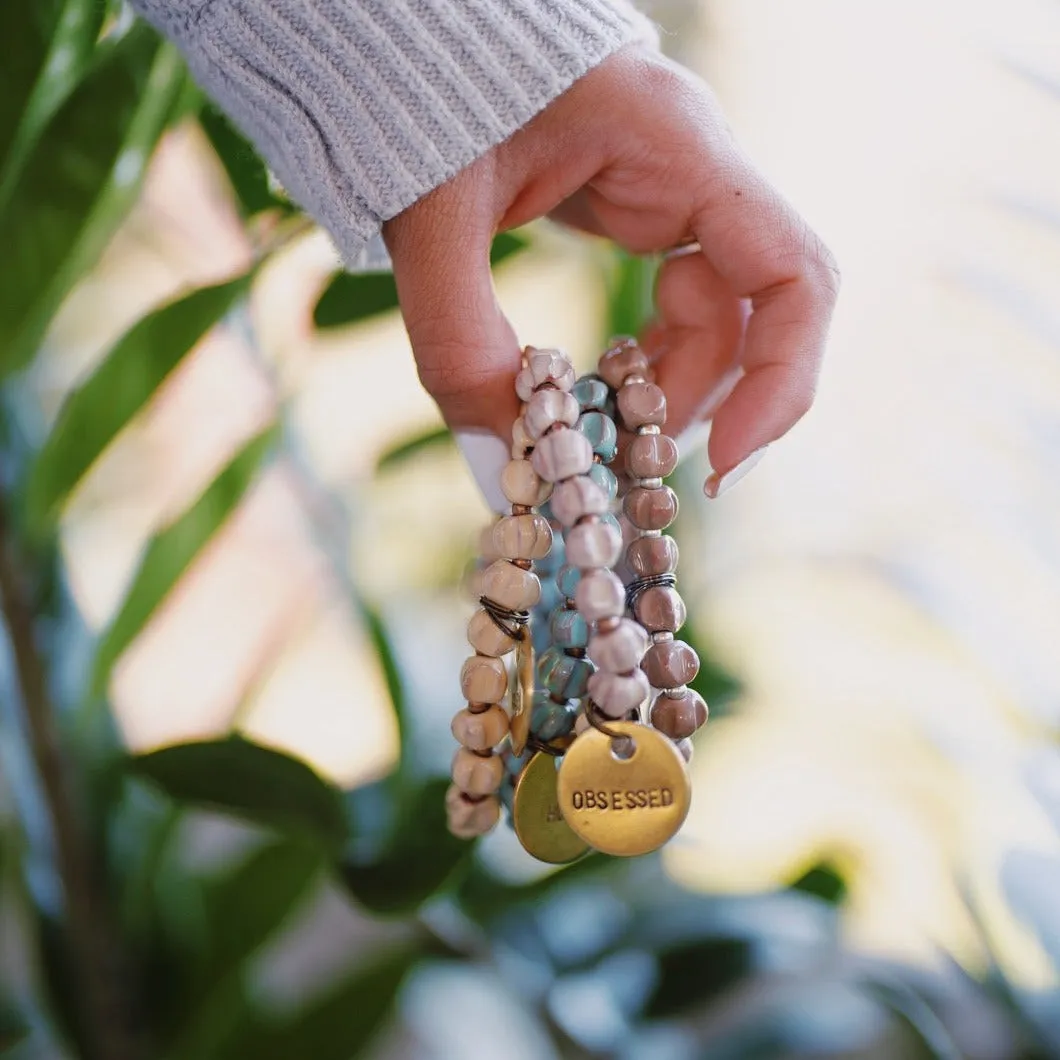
[447,341,708,861]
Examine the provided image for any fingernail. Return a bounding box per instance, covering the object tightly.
[703,446,768,499]
[454,429,510,513]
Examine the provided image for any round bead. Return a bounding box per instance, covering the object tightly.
[529,348,576,390]
[574,411,618,462]
[446,785,501,837]
[536,645,593,700]
[531,428,594,483]
[478,523,500,562]
[492,513,553,560]
[556,564,582,598]
[550,606,589,649]
[459,654,508,703]
[480,559,541,611]
[588,618,649,673]
[598,342,650,389]
[524,388,579,440]
[628,433,679,478]
[600,511,622,540]
[633,585,687,633]
[675,738,694,763]
[589,669,650,718]
[587,462,618,502]
[626,535,679,577]
[550,476,608,528]
[650,689,708,739]
[516,349,576,400]
[617,381,667,429]
[589,462,619,502]
[451,747,505,796]
[566,519,622,569]
[500,459,552,507]
[624,486,679,531]
[573,375,610,411]
[530,690,579,741]
[511,416,533,458]
[467,608,517,657]
[451,704,510,750]
[574,569,625,623]
[642,639,700,688]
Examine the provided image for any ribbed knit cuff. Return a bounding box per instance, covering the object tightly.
[133,0,658,267]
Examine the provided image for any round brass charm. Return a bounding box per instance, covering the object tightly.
[512,751,589,864]
[556,721,690,857]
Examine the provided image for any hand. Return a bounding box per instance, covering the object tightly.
[382,44,839,495]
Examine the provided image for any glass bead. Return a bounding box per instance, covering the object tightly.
[530,690,579,741]
[536,645,593,700]
[550,606,589,649]
[556,563,582,598]
[575,410,618,462]
[588,462,618,501]
[573,375,609,412]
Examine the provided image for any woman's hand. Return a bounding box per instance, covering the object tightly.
[383,44,839,496]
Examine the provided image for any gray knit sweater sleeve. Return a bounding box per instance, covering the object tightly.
[130,0,658,268]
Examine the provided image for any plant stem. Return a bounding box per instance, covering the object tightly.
[0,496,140,1060]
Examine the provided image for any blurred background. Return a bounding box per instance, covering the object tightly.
[2,0,1059,1057]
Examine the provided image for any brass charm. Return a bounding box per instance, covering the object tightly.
[557,721,690,857]
[512,751,589,864]
[508,631,534,756]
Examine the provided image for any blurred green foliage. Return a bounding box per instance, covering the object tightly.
[0,4,1057,1060]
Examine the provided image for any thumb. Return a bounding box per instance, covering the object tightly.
[383,190,520,443]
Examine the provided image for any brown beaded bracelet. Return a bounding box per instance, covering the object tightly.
[599,337,709,760]
[445,348,565,839]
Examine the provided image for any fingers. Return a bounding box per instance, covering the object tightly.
[383,187,520,441]
[547,189,608,238]
[643,252,746,437]
[686,147,840,479]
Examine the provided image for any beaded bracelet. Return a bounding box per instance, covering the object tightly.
[499,375,623,861]
[599,338,708,757]
[450,345,694,860]
[445,348,563,839]
[527,357,692,858]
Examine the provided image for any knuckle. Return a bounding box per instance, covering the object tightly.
[800,229,841,303]
[414,339,492,402]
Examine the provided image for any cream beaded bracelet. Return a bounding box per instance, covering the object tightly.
[445,349,562,839]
